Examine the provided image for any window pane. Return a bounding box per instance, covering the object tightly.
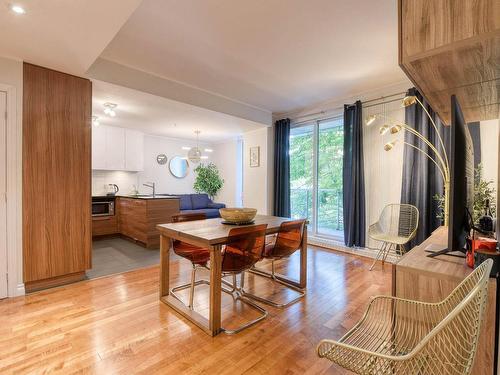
[290,125,314,223]
[317,118,343,237]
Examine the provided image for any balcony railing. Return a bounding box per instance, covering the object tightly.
[290,188,343,234]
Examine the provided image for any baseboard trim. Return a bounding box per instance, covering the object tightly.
[15,283,25,296]
[307,236,399,264]
[25,271,87,293]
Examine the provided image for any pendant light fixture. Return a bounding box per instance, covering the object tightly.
[185,130,212,163]
[187,130,202,163]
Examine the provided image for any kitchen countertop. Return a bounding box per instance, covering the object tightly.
[93,194,180,200]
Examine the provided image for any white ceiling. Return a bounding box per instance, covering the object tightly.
[100,0,407,113]
[0,0,142,75]
[92,80,265,142]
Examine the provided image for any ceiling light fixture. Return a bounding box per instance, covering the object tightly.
[92,116,100,127]
[181,146,191,151]
[103,102,117,117]
[188,130,202,163]
[185,130,211,163]
[10,4,26,14]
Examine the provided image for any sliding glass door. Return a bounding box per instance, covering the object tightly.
[290,117,344,240]
[289,124,314,224]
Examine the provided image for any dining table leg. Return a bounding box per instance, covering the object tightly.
[299,224,308,289]
[209,244,223,336]
[160,234,171,298]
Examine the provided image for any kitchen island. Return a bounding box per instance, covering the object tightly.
[92,195,180,248]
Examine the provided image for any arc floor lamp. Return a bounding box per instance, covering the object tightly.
[365,95,451,226]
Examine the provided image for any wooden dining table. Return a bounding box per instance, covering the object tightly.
[156,215,308,336]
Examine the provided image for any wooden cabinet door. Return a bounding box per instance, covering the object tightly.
[92,125,106,170]
[105,126,125,170]
[23,63,92,285]
[125,129,144,171]
[117,198,148,243]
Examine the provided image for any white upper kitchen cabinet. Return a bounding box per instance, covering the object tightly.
[92,125,106,170]
[125,129,144,171]
[105,126,126,170]
[92,125,144,171]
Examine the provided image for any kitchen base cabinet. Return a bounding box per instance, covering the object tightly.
[117,198,179,248]
[92,215,119,237]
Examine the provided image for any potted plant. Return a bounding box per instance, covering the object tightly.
[193,163,224,199]
[434,163,496,224]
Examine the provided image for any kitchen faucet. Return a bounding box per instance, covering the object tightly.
[143,182,156,197]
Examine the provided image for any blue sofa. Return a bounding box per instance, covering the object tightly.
[176,193,226,218]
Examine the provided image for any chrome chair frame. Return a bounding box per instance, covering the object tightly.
[169,212,211,310]
[171,267,267,334]
[244,260,305,308]
[219,273,268,335]
[245,220,306,308]
[173,224,269,335]
[170,263,210,310]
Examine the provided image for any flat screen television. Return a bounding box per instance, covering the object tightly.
[427,95,474,257]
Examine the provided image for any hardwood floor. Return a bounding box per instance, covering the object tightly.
[0,246,392,374]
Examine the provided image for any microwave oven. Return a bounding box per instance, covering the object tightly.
[92,199,115,217]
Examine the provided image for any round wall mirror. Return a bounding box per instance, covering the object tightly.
[169,156,189,178]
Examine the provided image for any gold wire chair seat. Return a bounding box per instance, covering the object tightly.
[369,204,419,270]
[317,259,493,375]
[369,223,412,245]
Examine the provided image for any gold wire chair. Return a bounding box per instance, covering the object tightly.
[317,259,493,375]
[369,204,419,270]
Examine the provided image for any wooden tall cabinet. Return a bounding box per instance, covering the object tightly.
[399,0,500,124]
[23,63,92,292]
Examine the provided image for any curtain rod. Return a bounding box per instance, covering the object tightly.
[289,91,408,124]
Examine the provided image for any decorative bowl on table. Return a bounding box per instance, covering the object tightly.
[219,208,257,225]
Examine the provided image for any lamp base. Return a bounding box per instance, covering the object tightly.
[424,244,466,258]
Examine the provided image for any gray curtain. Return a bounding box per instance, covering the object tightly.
[343,101,366,247]
[400,88,450,248]
[273,118,291,217]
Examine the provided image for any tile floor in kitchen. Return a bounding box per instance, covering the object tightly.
[88,237,169,279]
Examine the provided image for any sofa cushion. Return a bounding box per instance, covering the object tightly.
[181,208,220,218]
[207,202,226,209]
[178,195,193,210]
[191,194,211,209]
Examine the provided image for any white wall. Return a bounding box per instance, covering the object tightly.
[242,127,273,214]
[363,100,406,249]
[479,119,499,193]
[211,138,243,207]
[0,56,23,296]
[137,134,216,195]
[92,170,139,196]
[92,131,215,196]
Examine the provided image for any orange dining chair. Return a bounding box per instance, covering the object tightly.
[169,212,210,309]
[243,219,306,307]
[218,224,269,334]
